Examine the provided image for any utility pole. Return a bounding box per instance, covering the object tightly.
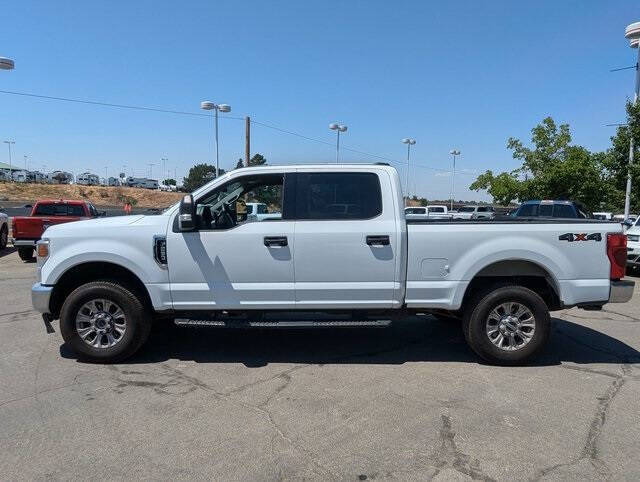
[161,157,168,182]
[245,116,251,166]
[3,140,15,182]
[24,155,28,171]
[449,149,461,211]
[147,163,155,178]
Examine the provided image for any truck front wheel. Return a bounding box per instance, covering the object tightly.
[59,281,152,363]
[463,285,550,365]
[18,247,34,261]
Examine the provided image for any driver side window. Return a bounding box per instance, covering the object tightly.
[195,173,284,230]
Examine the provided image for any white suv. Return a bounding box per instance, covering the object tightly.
[452,205,495,220]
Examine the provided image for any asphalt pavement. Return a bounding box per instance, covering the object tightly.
[1,249,639,480]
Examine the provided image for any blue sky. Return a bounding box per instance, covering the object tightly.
[1,0,639,200]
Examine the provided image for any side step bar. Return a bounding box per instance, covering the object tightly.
[174,318,392,328]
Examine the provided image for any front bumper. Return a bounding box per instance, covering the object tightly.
[32,282,53,314]
[609,280,635,303]
[11,239,37,247]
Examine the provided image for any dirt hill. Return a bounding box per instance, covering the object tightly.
[0,182,183,209]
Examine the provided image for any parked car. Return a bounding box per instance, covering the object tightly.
[626,217,640,268]
[11,200,103,261]
[512,200,591,219]
[245,202,282,221]
[593,212,613,221]
[0,209,8,251]
[451,205,495,220]
[404,205,451,220]
[32,164,633,365]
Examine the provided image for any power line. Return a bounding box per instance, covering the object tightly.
[0,88,480,175]
[0,89,245,119]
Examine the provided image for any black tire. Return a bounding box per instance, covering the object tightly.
[59,281,152,363]
[0,225,7,250]
[462,284,550,366]
[18,246,34,261]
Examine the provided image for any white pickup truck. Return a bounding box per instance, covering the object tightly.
[31,164,633,365]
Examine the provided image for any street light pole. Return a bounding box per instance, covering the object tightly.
[201,101,231,178]
[449,149,460,211]
[624,22,640,219]
[3,140,15,182]
[329,123,348,163]
[402,138,416,205]
[161,158,168,182]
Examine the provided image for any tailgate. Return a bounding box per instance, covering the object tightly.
[12,217,44,239]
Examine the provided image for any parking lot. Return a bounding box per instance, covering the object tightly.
[1,248,639,481]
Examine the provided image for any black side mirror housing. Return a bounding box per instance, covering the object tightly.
[178,194,196,231]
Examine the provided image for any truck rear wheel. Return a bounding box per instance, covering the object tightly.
[18,247,34,261]
[463,284,550,365]
[59,281,152,363]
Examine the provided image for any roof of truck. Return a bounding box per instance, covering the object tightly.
[35,199,89,205]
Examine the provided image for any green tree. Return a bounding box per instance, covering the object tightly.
[183,163,225,192]
[248,153,267,166]
[162,178,176,186]
[235,159,244,169]
[470,117,608,211]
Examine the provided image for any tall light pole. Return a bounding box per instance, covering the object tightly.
[201,101,231,178]
[402,138,416,205]
[24,155,28,171]
[329,123,348,163]
[624,22,640,220]
[147,163,155,178]
[161,157,168,181]
[449,149,460,211]
[3,141,15,182]
[0,57,15,70]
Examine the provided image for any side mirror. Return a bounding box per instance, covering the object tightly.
[178,194,196,231]
[623,219,633,228]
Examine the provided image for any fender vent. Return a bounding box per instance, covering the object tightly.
[154,236,167,266]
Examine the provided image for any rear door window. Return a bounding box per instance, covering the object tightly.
[538,204,553,217]
[553,204,575,218]
[68,204,86,216]
[517,204,538,216]
[295,172,382,220]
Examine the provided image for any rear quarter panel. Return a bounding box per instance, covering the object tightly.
[406,221,620,309]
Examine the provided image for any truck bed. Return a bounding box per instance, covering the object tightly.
[405,220,619,310]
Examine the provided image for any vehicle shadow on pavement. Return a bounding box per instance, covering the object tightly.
[0,247,17,259]
[61,315,640,367]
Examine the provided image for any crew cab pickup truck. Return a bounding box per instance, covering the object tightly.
[12,200,102,261]
[31,164,634,365]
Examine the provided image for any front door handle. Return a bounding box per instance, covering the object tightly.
[264,236,288,247]
[366,235,390,246]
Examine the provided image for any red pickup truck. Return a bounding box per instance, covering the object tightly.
[11,200,102,260]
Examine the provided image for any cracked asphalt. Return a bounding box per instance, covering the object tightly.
[1,247,640,481]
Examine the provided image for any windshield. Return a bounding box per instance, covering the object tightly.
[458,207,476,212]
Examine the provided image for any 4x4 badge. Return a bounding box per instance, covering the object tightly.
[558,233,602,242]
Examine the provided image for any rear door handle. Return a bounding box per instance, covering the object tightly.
[264,236,288,247]
[366,235,390,246]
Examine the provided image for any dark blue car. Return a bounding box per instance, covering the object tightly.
[512,200,591,219]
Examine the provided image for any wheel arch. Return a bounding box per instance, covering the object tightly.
[49,261,152,319]
[461,259,562,311]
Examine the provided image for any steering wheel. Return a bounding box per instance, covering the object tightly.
[214,201,235,229]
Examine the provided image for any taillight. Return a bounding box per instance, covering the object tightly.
[607,233,627,280]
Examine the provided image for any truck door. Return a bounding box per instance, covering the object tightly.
[165,172,295,310]
[292,170,399,309]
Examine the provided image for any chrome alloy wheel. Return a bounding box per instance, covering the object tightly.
[75,299,126,349]
[486,302,535,351]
